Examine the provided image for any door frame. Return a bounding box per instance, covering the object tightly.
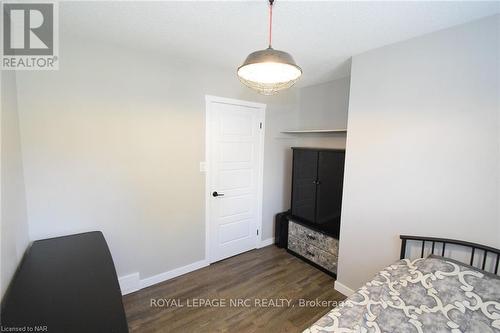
[204,95,266,263]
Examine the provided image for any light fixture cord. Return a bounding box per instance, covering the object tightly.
[268,0,274,48]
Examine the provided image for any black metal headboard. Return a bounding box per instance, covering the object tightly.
[400,235,500,275]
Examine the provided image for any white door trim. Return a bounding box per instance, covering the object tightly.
[204,95,266,263]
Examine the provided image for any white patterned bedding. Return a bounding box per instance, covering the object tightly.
[305,256,500,333]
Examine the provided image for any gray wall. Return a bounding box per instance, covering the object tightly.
[294,77,350,149]
[299,77,350,129]
[338,15,500,291]
[1,71,30,298]
[14,36,298,281]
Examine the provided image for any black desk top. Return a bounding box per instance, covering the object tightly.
[1,231,129,333]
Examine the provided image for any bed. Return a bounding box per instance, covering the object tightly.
[305,235,500,333]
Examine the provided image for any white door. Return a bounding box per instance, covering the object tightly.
[206,95,265,263]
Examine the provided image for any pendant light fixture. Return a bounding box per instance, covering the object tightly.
[237,0,302,95]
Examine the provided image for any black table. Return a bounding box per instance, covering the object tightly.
[1,231,129,333]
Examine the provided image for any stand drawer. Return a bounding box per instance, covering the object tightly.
[288,236,337,274]
[288,221,338,256]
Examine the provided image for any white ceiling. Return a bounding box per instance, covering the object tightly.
[61,1,500,86]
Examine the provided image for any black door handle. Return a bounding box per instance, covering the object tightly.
[212,191,224,197]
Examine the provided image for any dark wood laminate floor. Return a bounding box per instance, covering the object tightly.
[123,245,346,333]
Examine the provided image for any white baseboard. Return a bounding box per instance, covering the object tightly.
[258,237,275,248]
[119,242,277,296]
[119,260,209,295]
[119,273,140,295]
[334,280,355,297]
[140,259,209,290]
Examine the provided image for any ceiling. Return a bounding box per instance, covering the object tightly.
[60,1,500,87]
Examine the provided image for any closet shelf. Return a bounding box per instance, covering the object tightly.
[280,129,347,134]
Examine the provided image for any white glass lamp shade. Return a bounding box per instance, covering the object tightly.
[237,47,302,95]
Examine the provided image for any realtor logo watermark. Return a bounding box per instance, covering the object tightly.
[1,1,58,70]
